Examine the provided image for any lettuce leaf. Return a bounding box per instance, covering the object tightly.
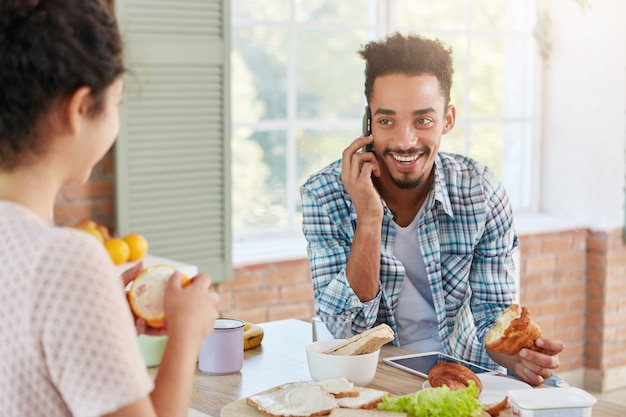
[378,380,483,417]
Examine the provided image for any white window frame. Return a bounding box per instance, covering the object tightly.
[232,0,540,266]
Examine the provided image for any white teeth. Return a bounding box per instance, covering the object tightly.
[392,154,419,163]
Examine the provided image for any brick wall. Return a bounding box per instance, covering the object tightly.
[54,152,115,231]
[517,230,588,374]
[586,229,626,391]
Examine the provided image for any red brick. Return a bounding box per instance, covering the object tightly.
[524,254,557,273]
[606,280,626,297]
[586,265,606,283]
[557,282,585,299]
[542,235,574,253]
[268,302,314,322]
[215,290,233,311]
[218,271,264,292]
[53,201,95,225]
[96,198,115,219]
[220,307,267,324]
[64,179,114,199]
[234,288,278,309]
[266,266,310,286]
[586,236,606,253]
[280,283,314,303]
[586,281,605,298]
[556,251,585,269]
[518,237,542,257]
[587,252,607,268]
[98,154,114,174]
[607,250,626,265]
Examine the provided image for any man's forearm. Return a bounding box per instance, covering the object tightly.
[346,222,382,301]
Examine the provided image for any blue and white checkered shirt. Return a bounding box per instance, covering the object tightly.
[300,152,518,371]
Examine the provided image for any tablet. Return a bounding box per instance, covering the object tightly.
[382,351,495,379]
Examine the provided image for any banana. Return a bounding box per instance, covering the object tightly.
[243,322,264,350]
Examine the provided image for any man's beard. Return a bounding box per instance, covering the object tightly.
[390,172,426,189]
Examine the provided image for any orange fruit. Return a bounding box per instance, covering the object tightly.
[81,227,104,243]
[122,233,148,261]
[128,264,190,328]
[104,238,130,265]
[76,218,97,229]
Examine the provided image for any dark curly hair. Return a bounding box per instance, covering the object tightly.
[358,33,453,107]
[0,0,124,169]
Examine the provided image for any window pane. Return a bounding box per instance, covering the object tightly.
[297,128,353,183]
[503,36,534,119]
[436,34,467,117]
[501,122,532,209]
[231,0,290,21]
[468,123,504,180]
[469,36,505,119]
[473,0,534,32]
[232,26,288,121]
[395,0,467,31]
[296,29,368,119]
[232,129,288,233]
[440,124,466,155]
[296,0,373,24]
[295,127,355,220]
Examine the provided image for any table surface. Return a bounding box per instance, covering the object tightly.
[176,319,625,417]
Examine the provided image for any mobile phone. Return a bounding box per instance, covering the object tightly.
[361,106,374,152]
[383,351,495,379]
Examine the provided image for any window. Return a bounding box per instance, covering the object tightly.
[231,0,537,264]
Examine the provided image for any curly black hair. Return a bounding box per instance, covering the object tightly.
[0,0,124,169]
[358,33,453,107]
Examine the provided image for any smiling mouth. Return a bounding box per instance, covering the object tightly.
[391,153,422,164]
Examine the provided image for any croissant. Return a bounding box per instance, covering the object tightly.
[485,304,542,355]
[427,362,482,394]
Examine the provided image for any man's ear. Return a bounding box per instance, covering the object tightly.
[442,104,456,134]
[64,86,93,135]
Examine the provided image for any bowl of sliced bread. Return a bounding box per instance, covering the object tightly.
[306,324,394,386]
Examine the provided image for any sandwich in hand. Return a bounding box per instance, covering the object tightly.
[484,304,542,355]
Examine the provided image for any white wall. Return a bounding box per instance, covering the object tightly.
[540,0,626,230]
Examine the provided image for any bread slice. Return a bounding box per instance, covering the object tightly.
[335,387,388,409]
[329,408,407,417]
[317,377,361,398]
[246,381,338,417]
[323,324,394,355]
[485,304,542,355]
[482,396,508,417]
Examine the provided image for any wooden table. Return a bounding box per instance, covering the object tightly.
[178,319,625,417]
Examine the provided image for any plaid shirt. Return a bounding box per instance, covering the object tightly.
[300,152,518,371]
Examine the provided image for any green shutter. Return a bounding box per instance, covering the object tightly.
[114,0,232,282]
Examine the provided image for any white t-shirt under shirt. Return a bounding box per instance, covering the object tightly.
[393,205,444,353]
[0,201,153,417]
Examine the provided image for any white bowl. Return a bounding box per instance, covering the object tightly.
[305,339,379,386]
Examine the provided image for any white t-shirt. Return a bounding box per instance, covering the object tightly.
[0,201,153,417]
[393,207,443,353]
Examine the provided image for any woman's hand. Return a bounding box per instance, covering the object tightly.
[163,272,220,344]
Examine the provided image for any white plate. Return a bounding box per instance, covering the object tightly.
[422,374,532,404]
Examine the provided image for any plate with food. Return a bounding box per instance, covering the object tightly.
[221,377,491,417]
[423,361,532,416]
[422,373,532,403]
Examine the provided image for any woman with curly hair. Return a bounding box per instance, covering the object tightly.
[0,1,220,416]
